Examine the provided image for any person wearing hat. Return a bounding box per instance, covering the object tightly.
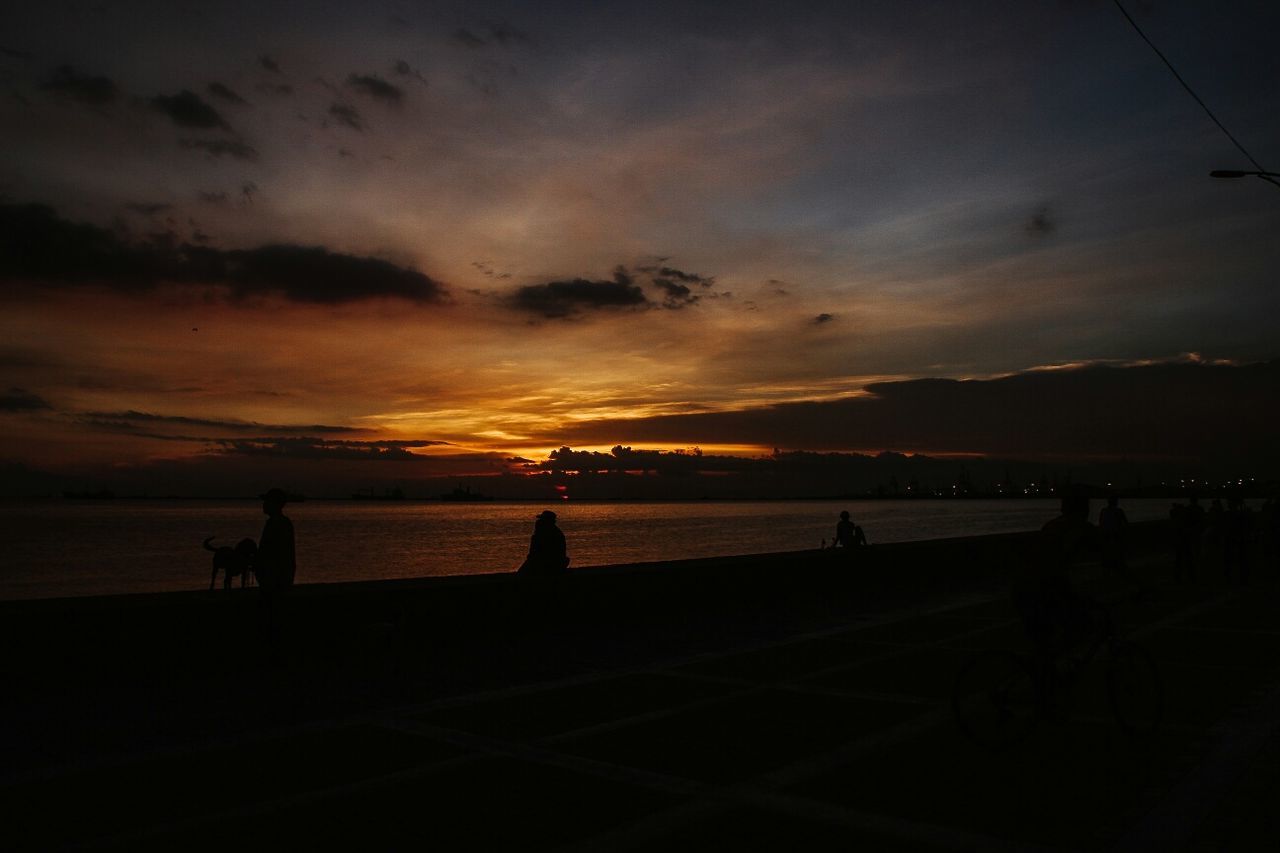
[833,510,867,550]
[257,487,296,653]
[518,509,570,577]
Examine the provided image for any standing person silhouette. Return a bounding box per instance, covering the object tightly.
[519,510,569,578]
[1223,496,1254,585]
[1182,495,1206,582]
[256,487,296,658]
[1099,495,1129,570]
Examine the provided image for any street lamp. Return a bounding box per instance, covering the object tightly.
[1209,169,1280,190]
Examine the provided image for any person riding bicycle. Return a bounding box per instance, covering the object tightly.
[1014,494,1100,703]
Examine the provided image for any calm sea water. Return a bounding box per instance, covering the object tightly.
[0,498,1183,601]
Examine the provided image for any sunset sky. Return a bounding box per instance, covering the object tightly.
[2,0,1278,496]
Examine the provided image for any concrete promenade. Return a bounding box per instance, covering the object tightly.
[3,523,1279,851]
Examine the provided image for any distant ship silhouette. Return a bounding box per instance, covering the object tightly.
[440,485,492,502]
[352,486,405,501]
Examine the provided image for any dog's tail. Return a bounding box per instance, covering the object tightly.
[203,536,218,551]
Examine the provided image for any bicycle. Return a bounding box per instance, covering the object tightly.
[951,595,1162,752]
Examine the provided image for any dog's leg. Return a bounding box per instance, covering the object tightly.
[210,565,218,591]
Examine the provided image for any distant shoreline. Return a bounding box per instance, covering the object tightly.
[2,492,1267,503]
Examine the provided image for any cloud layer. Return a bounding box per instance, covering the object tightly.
[1,204,448,304]
[540,360,1280,466]
[1,1,1278,496]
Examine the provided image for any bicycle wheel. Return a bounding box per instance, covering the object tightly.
[1106,641,1163,737]
[952,650,1038,752]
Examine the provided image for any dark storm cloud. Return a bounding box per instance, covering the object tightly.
[40,65,117,105]
[258,55,281,73]
[0,388,51,412]
[255,82,293,96]
[653,266,714,287]
[1026,206,1055,237]
[0,203,449,304]
[124,203,172,216]
[510,278,648,318]
[392,60,426,83]
[182,244,448,303]
[540,361,1280,468]
[455,23,531,48]
[206,82,247,104]
[180,138,258,161]
[2,46,34,61]
[652,278,695,308]
[328,102,363,130]
[470,261,510,279]
[0,203,153,284]
[454,28,487,48]
[77,410,357,434]
[150,90,230,130]
[641,265,714,307]
[346,74,403,103]
[197,191,228,204]
[507,263,716,317]
[486,24,531,45]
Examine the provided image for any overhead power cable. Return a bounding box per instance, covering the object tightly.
[1111,0,1268,174]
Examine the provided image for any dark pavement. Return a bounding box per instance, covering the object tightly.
[4,534,1280,851]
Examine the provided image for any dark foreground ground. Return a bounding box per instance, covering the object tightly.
[3,522,1279,851]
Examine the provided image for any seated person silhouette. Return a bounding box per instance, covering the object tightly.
[832,510,868,550]
[518,510,570,578]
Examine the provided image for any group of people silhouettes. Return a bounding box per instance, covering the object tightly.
[228,499,869,606]
[224,486,1280,682]
[229,486,1280,672]
[521,507,872,574]
[1014,490,1279,686]
[214,493,575,658]
[1170,494,1276,585]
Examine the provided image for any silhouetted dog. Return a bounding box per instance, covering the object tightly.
[204,536,257,590]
